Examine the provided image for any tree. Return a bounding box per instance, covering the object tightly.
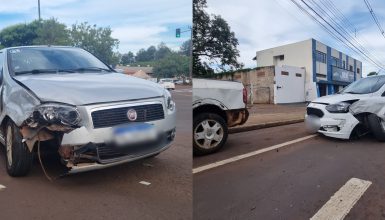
[193,0,242,77]
[367,71,378,76]
[153,53,190,78]
[121,51,135,65]
[0,23,38,47]
[180,39,192,56]
[33,18,70,45]
[155,42,172,60]
[69,22,119,65]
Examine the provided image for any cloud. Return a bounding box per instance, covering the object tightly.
[0,0,192,54]
[206,0,385,75]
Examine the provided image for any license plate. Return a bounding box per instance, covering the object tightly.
[113,123,157,146]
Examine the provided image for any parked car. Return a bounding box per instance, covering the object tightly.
[305,75,385,141]
[193,79,249,155]
[0,46,176,176]
[159,78,176,90]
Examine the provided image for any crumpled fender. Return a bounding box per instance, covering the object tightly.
[349,98,385,120]
[0,77,40,126]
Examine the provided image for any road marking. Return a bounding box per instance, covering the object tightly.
[139,181,151,186]
[193,134,317,174]
[311,178,372,220]
[0,184,6,191]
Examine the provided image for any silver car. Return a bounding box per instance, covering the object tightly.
[0,46,176,176]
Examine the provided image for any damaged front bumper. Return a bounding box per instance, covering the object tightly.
[226,108,249,127]
[306,102,359,139]
[63,128,176,173]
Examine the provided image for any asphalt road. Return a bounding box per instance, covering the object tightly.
[0,86,192,220]
[194,122,385,220]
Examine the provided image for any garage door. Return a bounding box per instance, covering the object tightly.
[274,66,305,104]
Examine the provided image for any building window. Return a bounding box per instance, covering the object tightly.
[315,51,326,63]
[295,73,302,77]
[343,60,346,69]
[331,57,340,67]
[257,72,265,77]
[357,68,360,74]
[349,65,353,71]
[281,71,289,76]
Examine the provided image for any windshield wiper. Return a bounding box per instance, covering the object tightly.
[14,69,75,75]
[68,67,112,72]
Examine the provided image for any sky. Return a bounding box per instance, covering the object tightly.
[206,0,385,76]
[0,0,192,53]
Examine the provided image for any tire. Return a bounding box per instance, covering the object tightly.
[368,114,385,141]
[5,120,33,177]
[193,113,228,155]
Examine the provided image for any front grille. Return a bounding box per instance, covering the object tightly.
[307,107,324,118]
[91,104,164,128]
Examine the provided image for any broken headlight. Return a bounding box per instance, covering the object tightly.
[35,103,81,126]
[325,102,351,113]
[164,89,175,111]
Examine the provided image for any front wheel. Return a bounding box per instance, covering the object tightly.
[368,114,385,141]
[5,121,33,177]
[193,113,228,155]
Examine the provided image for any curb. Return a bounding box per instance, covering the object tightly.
[229,118,304,134]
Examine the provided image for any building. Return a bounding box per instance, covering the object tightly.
[115,65,153,76]
[216,65,305,104]
[256,39,362,101]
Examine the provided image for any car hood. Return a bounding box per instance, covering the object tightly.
[13,73,165,105]
[311,93,371,104]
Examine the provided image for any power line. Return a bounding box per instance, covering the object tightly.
[289,0,385,71]
[364,0,385,39]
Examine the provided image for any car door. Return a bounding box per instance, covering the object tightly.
[0,51,4,112]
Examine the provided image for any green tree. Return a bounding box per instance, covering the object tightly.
[0,22,38,47]
[69,22,119,65]
[33,18,70,45]
[180,39,192,56]
[155,42,172,60]
[121,51,135,65]
[153,53,190,78]
[193,0,242,77]
[367,71,378,76]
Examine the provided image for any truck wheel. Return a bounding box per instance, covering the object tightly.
[193,113,228,155]
[5,121,33,177]
[368,114,385,141]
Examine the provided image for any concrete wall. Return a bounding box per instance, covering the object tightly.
[256,38,363,101]
[257,39,314,101]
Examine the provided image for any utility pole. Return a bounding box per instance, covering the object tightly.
[38,0,41,21]
[175,27,193,80]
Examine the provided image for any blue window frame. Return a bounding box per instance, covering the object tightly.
[316,50,326,63]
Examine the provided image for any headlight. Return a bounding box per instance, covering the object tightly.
[35,103,81,126]
[164,89,175,111]
[325,102,351,113]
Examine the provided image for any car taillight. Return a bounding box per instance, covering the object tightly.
[243,87,247,104]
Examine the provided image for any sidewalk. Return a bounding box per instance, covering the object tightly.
[229,103,307,133]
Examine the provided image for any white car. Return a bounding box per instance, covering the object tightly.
[305,75,385,141]
[159,79,176,90]
[193,79,249,155]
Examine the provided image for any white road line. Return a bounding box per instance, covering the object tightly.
[311,178,372,220]
[193,134,317,174]
[0,184,6,191]
[139,181,151,186]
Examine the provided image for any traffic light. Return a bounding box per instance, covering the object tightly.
[176,28,181,38]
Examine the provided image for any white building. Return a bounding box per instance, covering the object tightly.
[256,39,362,101]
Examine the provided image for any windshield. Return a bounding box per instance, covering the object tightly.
[160,79,173,83]
[7,47,112,75]
[340,76,385,94]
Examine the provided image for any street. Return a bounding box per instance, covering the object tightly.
[194,123,385,220]
[0,86,192,220]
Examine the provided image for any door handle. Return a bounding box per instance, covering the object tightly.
[277,86,282,89]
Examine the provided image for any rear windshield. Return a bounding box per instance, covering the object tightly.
[7,47,111,75]
[340,76,385,94]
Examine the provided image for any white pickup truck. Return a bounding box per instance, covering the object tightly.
[193,79,249,155]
